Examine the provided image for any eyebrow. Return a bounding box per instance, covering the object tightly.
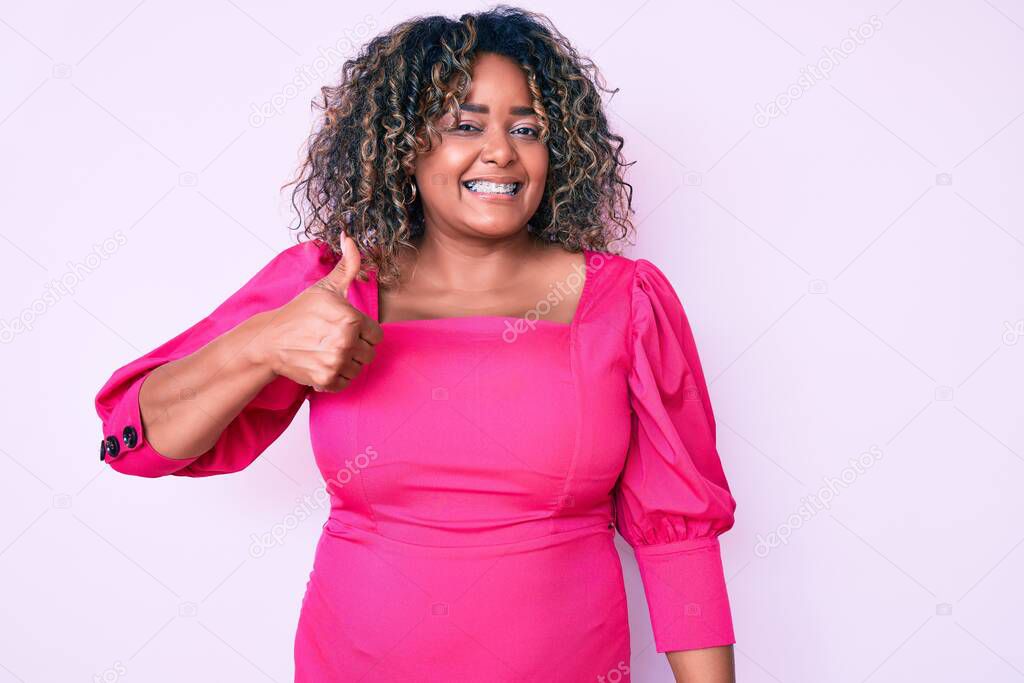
[460,102,536,116]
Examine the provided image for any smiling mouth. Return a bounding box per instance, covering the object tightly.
[462,180,522,197]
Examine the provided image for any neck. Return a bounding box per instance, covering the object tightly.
[404,228,544,292]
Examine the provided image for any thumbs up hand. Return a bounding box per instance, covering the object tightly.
[252,234,383,393]
[314,232,364,300]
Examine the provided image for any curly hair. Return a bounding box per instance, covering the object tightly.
[286,4,636,287]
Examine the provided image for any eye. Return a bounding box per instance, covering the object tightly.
[447,122,539,138]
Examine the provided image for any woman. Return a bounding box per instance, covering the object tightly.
[94,6,738,682]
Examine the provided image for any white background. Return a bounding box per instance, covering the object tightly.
[1,1,1022,681]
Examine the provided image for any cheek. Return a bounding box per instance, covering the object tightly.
[523,150,548,196]
[521,145,549,181]
[417,148,475,193]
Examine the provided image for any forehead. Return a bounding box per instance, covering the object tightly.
[461,52,532,104]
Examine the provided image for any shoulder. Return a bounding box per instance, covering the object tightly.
[256,238,341,288]
[584,250,690,340]
[212,238,342,315]
[584,249,679,306]
[628,256,683,309]
[272,237,339,272]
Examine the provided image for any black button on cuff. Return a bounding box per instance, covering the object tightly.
[122,425,138,449]
[100,439,107,462]
[103,435,120,459]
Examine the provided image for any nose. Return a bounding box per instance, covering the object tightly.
[479,127,516,166]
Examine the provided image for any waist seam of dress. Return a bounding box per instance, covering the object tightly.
[321,517,614,550]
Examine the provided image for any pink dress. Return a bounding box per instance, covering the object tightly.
[94,239,737,681]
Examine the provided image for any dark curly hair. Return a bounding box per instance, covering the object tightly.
[286,4,636,287]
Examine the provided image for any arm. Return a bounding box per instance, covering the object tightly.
[612,258,738,677]
[134,308,279,460]
[95,236,380,477]
[666,645,735,683]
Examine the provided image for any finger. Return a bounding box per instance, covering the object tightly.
[348,337,377,365]
[317,370,353,393]
[320,233,362,298]
[359,314,384,346]
[340,357,363,379]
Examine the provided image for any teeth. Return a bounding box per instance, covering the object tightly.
[465,180,518,195]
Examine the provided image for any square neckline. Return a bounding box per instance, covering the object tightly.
[371,249,594,329]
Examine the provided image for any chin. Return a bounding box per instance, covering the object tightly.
[463,218,528,237]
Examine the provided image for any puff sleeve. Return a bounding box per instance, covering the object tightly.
[612,258,738,653]
[93,239,338,478]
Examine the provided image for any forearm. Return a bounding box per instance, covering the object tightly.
[138,309,279,459]
[666,645,735,683]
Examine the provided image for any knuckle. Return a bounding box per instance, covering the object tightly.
[312,279,336,295]
[329,349,348,368]
[337,306,361,323]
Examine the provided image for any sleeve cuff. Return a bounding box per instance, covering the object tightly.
[101,373,203,478]
[634,536,736,652]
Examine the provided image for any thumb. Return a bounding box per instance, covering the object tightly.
[321,233,362,298]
